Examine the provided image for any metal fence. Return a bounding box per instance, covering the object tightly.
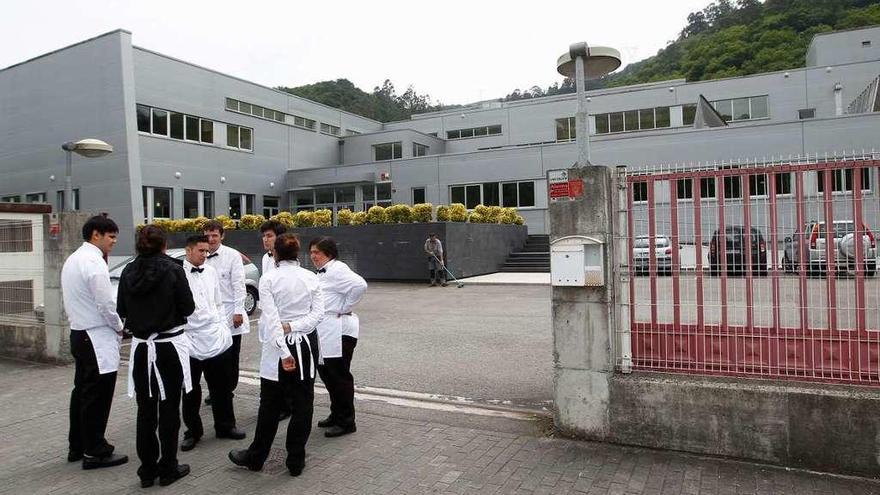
[616,152,880,385]
[0,214,45,326]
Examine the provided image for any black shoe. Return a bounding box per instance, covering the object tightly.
[324,424,357,438]
[159,464,190,487]
[67,451,83,462]
[228,449,263,471]
[278,410,291,421]
[140,476,156,488]
[204,395,212,406]
[317,416,334,428]
[180,435,200,452]
[288,461,305,477]
[82,453,129,470]
[216,427,246,440]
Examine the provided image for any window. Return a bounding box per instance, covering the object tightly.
[200,120,214,143]
[1,195,21,203]
[320,123,341,136]
[184,190,214,218]
[137,104,214,144]
[226,98,286,124]
[0,219,33,253]
[374,142,402,161]
[632,181,648,203]
[683,104,697,126]
[263,196,279,217]
[450,181,535,209]
[170,112,185,139]
[594,107,672,135]
[293,115,316,130]
[143,186,172,222]
[412,187,426,204]
[518,182,535,207]
[748,174,767,197]
[711,95,769,122]
[700,177,715,199]
[464,185,481,209]
[346,129,361,136]
[151,108,168,135]
[315,187,334,206]
[56,189,80,211]
[483,182,500,206]
[609,112,624,133]
[226,125,253,151]
[774,173,792,196]
[817,168,872,193]
[25,192,47,203]
[556,117,576,141]
[677,179,693,200]
[446,125,502,140]
[413,143,429,157]
[376,183,392,207]
[798,108,816,119]
[723,176,741,199]
[335,186,355,205]
[293,190,314,212]
[225,98,238,111]
[595,114,609,134]
[502,182,518,207]
[185,115,199,141]
[228,193,255,219]
[137,104,150,132]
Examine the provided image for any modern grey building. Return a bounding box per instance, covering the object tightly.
[1,27,879,253]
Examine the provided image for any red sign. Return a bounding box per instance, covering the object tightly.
[549,181,570,200]
[568,179,584,198]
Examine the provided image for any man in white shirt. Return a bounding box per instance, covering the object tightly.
[61,215,129,469]
[202,220,249,397]
[180,235,246,452]
[309,237,367,438]
[424,233,448,287]
[259,219,293,421]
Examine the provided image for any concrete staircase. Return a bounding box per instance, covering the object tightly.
[500,235,550,272]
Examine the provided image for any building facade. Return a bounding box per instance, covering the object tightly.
[1,27,879,253]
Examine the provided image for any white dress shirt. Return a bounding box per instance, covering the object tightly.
[261,252,275,275]
[204,244,250,336]
[316,259,367,358]
[258,260,324,381]
[183,260,232,360]
[61,242,123,374]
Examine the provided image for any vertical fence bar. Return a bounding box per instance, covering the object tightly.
[627,179,637,366]
[718,175,729,372]
[769,171,781,377]
[796,170,809,363]
[648,179,658,331]
[670,180,681,330]
[693,178,705,373]
[853,165,865,382]
[743,173,754,334]
[823,169,837,334]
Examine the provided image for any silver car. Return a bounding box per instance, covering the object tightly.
[632,235,674,275]
[109,248,261,315]
[783,220,877,276]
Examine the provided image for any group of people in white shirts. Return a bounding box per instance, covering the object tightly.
[61,215,367,487]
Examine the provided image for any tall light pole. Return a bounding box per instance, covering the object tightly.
[557,43,621,167]
[61,139,113,211]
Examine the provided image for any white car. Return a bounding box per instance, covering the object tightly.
[108,248,260,315]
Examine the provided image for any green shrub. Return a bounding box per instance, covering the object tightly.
[351,211,367,225]
[214,215,236,231]
[336,209,354,226]
[469,205,504,224]
[499,207,525,225]
[270,211,295,228]
[294,211,315,228]
[152,218,178,232]
[385,204,413,223]
[313,208,332,227]
[436,205,450,222]
[365,205,387,224]
[447,203,468,222]
[412,203,433,222]
[239,214,266,230]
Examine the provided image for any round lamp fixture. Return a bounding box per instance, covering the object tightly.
[174,171,182,179]
[49,175,56,181]
[269,181,275,188]
[557,44,622,79]
[62,138,113,158]
[220,176,227,183]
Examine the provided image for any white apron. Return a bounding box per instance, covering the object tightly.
[316,313,358,361]
[187,323,233,361]
[84,326,122,374]
[223,304,250,337]
[259,331,316,382]
[127,328,192,401]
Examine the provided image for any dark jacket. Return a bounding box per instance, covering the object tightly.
[117,253,195,339]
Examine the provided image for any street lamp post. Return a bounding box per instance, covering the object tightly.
[557,43,622,167]
[61,139,113,211]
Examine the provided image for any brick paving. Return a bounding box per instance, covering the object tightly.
[0,358,878,494]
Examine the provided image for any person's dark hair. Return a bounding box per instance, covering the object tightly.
[82,215,119,241]
[274,233,300,262]
[202,219,224,235]
[186,234,209,247]
[260,219,287,236]
[428,232,436,237]
[136,225,167,255]
[308,236,338,260]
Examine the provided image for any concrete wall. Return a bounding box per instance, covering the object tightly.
[807,26,880,67]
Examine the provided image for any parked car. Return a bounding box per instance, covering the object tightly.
[108,248,261,315]
[632,235,675,275]
[708,226,768,276]
[782,220,876,276]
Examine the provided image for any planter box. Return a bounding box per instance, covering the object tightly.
[167,223,528,281]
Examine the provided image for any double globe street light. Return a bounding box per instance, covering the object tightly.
[61,139,113,212]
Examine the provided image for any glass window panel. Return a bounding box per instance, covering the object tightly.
[751,95,769,119]
[374,143,394,161]
[639,108,655,129]
[624,110,639,131]
[700,177,715,198]
[151,108,168,135]
[227,125,239,148]
[137,104,151,132]
[392,142,402,159]
[775,173,791,195]
[294,190,314,206]
[185,115,199,141]
[677,179,693,199]
[263,196,279,217]
[502,182,518,207]
[229,194,242,219]
[170,112,184,139]
[361,185,375,201]
[245,194,255,215]
[714,99,733,122]
[152,187,172,218]
[451,186,465,205]
[749,174,767,196]
[633,182,648,202]
[412,187,426,204]
[275,111,285,123]
[315,188,334,204]
[682,104,697,126]
[556,118,568,140]
[460,128,474,138]
[336,186,356,203]
[203,191,214,217]
[723,176,741,199]
[488,125,502,135]
[252,106,264,118]
[732,98,750,120]
[465,185,481,209]
[518,182,535,207]
[239,127,252,150]
[200,120,213,143]
[609,112,624,133]
[184,189,199,218]
[474,126,488,136]
[655,107,670,128]
[239,102,252,114]
[413,143,428,157]
[377,183,392,200]
[225,98,238,111]
[595,114,609,134]
[483,182,500,206]
[447,130,460,139]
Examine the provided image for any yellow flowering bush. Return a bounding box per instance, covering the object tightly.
[365,205,387,224]
[447,203,468,222]
[313,209,332,227]
[336,209,354,226]
[351,211,367,225]
[238,214,266,230]
[270,211,295,228]
[468,205,504,223]
[214,215,236,231]
[385,204,413,223]
[500,207,525,225]
[412,203,433,222]
[293,211,315,227]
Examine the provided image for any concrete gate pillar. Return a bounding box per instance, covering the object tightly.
[548,166,619,438]
[43,212,90,363]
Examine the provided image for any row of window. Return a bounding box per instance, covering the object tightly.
[449,181,536,209]
[446,125,502,140]
[372,142,431,161]
[292,183,393,212]
[138,104,253,151]
[1,190,79,210]
[631,168,871,203]
[320,123,341,136]
[225,98,286,123]
[143,186,278,221]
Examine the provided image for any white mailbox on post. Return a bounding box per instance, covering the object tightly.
[550,235,605,287]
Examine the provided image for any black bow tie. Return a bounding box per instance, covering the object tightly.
[267,252,273,257]
[317,268,326,274]
[190,267,204,273]
[207,252,219,259]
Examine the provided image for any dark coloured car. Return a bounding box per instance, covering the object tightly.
[709,226,768,276]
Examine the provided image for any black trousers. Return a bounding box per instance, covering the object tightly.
[230,334,242,391]
[132,341,184,480]
[316,335,358,426]
[68,330,117,457]
[247,331,317,468]
[182,346,236,438]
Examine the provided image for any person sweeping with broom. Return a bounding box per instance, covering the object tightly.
[424,233,448,287]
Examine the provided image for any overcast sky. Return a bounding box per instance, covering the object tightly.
[0,0,711,105]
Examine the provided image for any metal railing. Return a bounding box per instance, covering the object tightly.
[0,215,45,326]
